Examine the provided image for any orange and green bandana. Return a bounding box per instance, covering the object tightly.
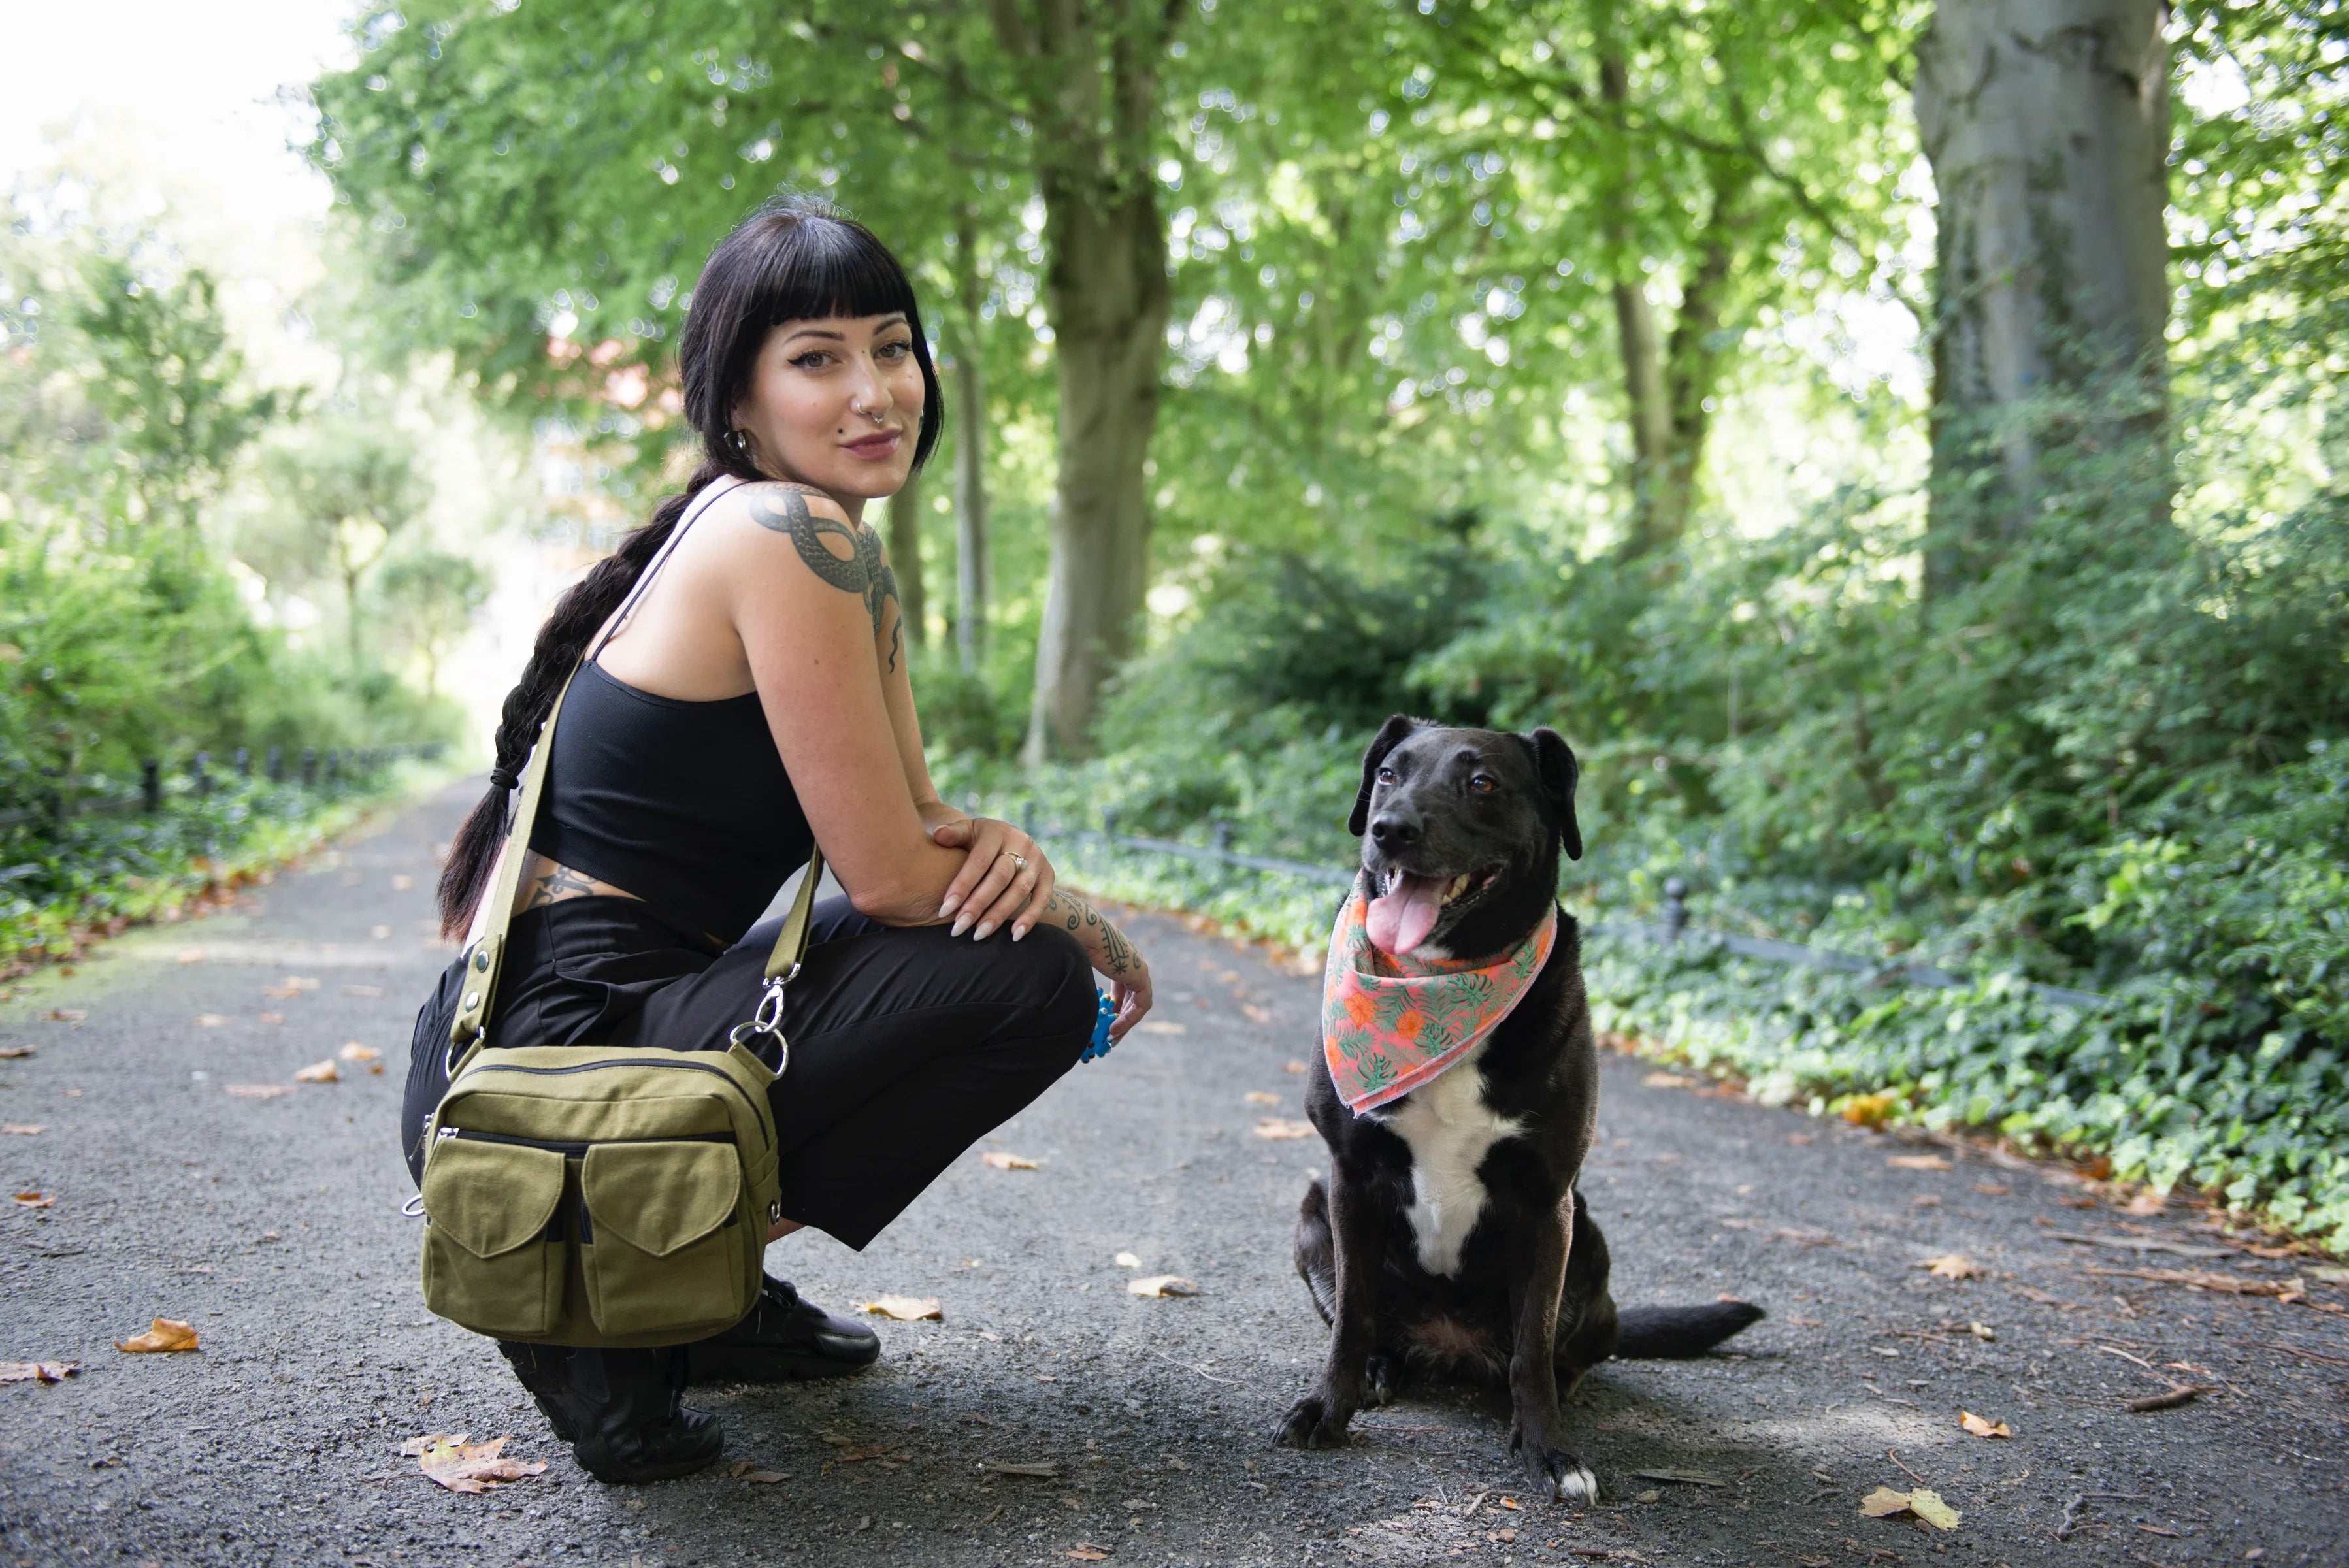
[1320,892,1558,1114]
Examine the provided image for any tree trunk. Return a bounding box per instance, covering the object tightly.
[994,0,1178,762]
[947,214,992,674]
[1597,41,1678,559]
[1914,0,2172,590]
[887,467,925,649]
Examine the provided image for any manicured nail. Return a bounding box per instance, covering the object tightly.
[974,921,997,940]
[939,895,961,919]
[951,913,974,937]
[1011,923,1028,941]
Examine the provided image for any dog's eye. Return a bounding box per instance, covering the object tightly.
[1468,774,1498,794]
[1376,766,1396,783]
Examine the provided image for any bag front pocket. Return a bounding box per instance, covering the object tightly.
[579,1141,751,1340]
[419,1136,568,1337]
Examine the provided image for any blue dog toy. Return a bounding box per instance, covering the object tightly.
[1080,989,1119,1063]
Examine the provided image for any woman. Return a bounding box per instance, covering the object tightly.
[402,197,1153,1484]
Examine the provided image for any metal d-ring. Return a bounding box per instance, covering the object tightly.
[729,975,794,1077]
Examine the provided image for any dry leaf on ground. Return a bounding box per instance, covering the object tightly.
[116,1318,199,1353]
[1113,1252,1142,1269]
[1641,1072,1694,1089]
[981,1151,1040,1171]
[1920,1254,1980,1280]
[858,1294,942,1322]
[1136,1021,1186,1036]
[1888,1154,1953,1171]
[1128,1275,1200,1298]
[224,1084,295,1100]
[343,985,386,998]
[1281,1059,1307,1073]
[983,1460,1060,1478]
[194,1014,229,1028]
[1241,1004,1272,1023]
[338,1043,381,1062]
[1959,1410,2012,1438]
[3,1124,42,1135]
[257,1012,285,1025]
[1861,1486,1960,1529]
[262,977,320,998]
[2126,1384,2205,1413]
[293,1060,338,1084]
[1064,1547,1113,1562]
[0,1046,33,1059]
[12,1191,53,1208]
[1243,1091,1281,1105]
[401,1433,546,1494]
[0,1361,79,1383]
[1254,1118,1317,1140]
[46,1009,85,1022]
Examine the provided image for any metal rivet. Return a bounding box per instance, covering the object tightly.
[473,951,490,972]
[463,992,480,1011]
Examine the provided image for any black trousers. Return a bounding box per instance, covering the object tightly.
[405,895,1096,1249]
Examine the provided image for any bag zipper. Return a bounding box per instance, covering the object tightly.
[456,1057,772,1148]
[435,1126,734,1156]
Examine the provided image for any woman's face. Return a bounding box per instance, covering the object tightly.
[731,312,923,515]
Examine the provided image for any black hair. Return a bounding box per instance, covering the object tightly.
[437,195,941,937]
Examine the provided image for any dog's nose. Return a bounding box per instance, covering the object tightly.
[1370,813,1421,849]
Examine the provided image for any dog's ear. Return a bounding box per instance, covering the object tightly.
[1349,714,1421,838]
[1526,727,1583,860]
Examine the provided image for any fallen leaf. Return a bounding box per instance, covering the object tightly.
[1888,1154,1952,1171]
[1113,1251,1142,1269]
[13,1191,53,1208]
[1064,1547,1112,1561]
[194,1014,229,1027]
[739,1469,789,1484]
[1243,1091,1281,1105]
[1920,1254,1980,1280]
[0,1361,79,1382]
[293,1060,338,1084]
[338,1043,382,1062]
[982,1460,1060,1478]
[1968,1321,1996,1341]
[1127,1275,1200,1298]
[2124,1188,2167,1215]
[371,925,391,939]
[403,1433,546,1494]
[342,984,386,999]
[1840,1091,1898,1128]
[260,977,318,999]
[176,948,207,964]
[116,1318,199,1353]
[0,1046,31,1058]
[982,1151,1040,1171]
[1281,1058,1307,1073]
[223,1084,295,1099]
[391,874,416,890]
[1641,1072,1694,1089]
[1958,1410,2012,1438]
[1973,1181,2010,1195]
[1241,1004,1272,1023]
[1254,1118,1317,1140]
[857,1294,942,1322]
[46,1009,85,1022]
[2312,1265,2349,1285]
[3,1124,42,1135]
[2125,1384,2205,1413]
[257,1012,285,1025]
[1861,1486,1960,1529]
[1634,1489,1663,1504]
[1136,1021,1187,1036]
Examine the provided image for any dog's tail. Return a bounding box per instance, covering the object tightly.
[1613,1301,1766,1360]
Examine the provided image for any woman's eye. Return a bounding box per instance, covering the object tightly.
[1376,766,1396,783]
[878,340,913,360]
[1469,775,1497,794]
[791,351,834,370]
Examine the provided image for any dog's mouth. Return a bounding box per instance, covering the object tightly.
[1364,864,1505,957]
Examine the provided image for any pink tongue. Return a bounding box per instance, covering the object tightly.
[1366,874,1446,956]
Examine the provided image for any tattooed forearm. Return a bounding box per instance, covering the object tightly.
[747,484,904,672]
[523,864,600,909]
[1045,889,1141,978]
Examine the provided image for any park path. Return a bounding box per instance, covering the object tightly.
[2,781,2344,1568]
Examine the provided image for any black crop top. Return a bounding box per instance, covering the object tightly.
[528,661,810,945]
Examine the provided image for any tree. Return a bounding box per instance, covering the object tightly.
[255,419,430,671]
[1913,0,2173,587]
[374,548,491,698]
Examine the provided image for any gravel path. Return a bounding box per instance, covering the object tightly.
[3,781,2345,1567]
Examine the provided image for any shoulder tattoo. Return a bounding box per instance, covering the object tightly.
[747,485,904,672]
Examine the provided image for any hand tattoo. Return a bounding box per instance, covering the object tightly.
[524,864,600,909]
[1047,889,1140,978]
[747,484,904,672]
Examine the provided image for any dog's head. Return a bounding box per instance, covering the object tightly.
[1347,714,1581,961]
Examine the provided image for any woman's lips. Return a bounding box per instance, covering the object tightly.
[843,429,902,461]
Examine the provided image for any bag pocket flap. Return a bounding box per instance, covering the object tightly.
[422,1137,566,1259]
[582,1142,741,1257]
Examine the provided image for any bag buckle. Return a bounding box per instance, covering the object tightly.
[729,975,792,1077]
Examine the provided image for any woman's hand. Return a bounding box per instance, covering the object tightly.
[1106,958,1155,1045]
[928,815,1055,940]
[1035,887,1153,1043]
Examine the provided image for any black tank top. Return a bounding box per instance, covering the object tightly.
[525,479,812,945]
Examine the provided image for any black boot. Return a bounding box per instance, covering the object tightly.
[684,1275,880,1385]
[499,1343,724,1484]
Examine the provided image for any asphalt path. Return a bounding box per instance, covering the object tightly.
[3,781,2345,1568]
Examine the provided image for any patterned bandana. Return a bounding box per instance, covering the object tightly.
[1319,890,1558,1115]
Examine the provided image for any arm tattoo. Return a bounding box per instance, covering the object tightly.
[524,863,600,909]
[746,485,904,672]
[1046,889,1140,978]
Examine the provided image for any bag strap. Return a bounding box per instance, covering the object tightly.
[447,476,823,1068]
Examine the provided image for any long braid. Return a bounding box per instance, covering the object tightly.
[435,457,749,938]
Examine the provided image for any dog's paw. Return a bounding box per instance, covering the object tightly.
[1364,1352,1403,1409]
[1273,1394,1354,1451]
[1511,1428,1599,1504]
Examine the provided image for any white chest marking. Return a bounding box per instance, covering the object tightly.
[1373,1044,1522,1277]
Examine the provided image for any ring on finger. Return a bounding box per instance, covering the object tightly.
[1008,853,1028,873]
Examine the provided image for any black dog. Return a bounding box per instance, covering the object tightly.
[1275,715,1762,1502]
